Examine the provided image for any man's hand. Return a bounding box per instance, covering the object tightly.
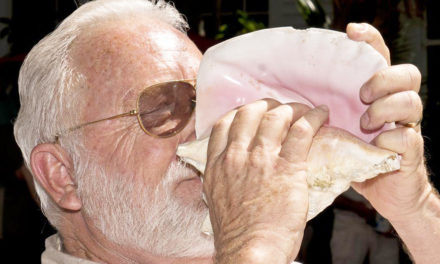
[347,23,440,263]
[203,99,328,264]
[346,22,430,222]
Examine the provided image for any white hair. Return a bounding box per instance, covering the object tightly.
[13,0,188,229]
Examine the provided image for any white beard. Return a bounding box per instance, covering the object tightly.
[77,159,214,257]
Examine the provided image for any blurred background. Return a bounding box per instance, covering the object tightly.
[0,0,438,263]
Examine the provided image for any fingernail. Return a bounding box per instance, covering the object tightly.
[360,84,371,102]
[361,113,370,128]
[352,23,367,33]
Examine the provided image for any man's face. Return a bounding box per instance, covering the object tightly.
[70,18,214,256]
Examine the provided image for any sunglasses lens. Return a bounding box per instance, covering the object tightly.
[137,81,195,137]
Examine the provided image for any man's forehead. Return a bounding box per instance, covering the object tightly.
[70,17,200,113]
[71,18,185,73]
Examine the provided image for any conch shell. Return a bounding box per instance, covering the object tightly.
[177,27,400,235]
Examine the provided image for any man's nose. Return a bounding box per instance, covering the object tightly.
[179,115,196,144]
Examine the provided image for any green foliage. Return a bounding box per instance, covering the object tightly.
[215,10,266,40]
[236,10,265,33]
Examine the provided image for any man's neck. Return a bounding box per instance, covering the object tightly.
[59,212,213,264]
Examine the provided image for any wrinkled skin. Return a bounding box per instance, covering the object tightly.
[349,23,439,264]
[204,101,329,263]
[347,23,428,222]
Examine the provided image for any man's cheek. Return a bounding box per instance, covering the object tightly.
[130,139,178,186]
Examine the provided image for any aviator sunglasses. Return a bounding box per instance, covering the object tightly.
[55,79,196,140]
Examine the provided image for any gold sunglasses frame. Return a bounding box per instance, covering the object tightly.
[55,79,196,141]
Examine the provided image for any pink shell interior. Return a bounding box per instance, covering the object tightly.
[195,27,392,142]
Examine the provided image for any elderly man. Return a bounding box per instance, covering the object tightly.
[13,0,440,263]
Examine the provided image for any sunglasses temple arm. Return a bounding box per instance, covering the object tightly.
[72,109,139,131]
[55,109,138,141]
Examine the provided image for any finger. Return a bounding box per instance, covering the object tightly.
[250,103,311,151]
[279,105,329,163]
[207,110,237,160]
[360,91,423,132]
[285,103,312,119]
[372,127,424,168]
[226,98,281,149]
[346,23,391,65]
[360,64,422,103]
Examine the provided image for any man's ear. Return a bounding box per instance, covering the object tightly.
[30,143,82,211]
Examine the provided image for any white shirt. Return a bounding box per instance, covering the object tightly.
[42,234,302,264]
[42,234,97,264]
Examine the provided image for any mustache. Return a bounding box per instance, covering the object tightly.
[160,159,199,188]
